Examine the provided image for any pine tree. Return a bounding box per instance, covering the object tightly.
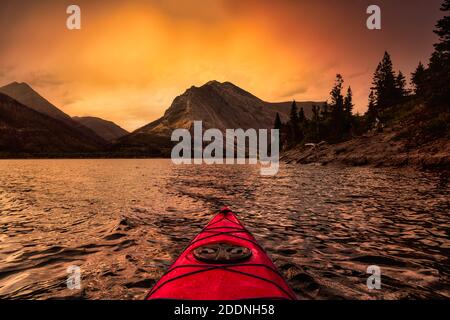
[395,71,409,99]
[320,102,329,119]
[330,74,344,111]
[312,105,320,121]
[343,87,354,134]
[289,100,300,142]
[371,52,398,110]
[434,0,450,55]
[427,0,450,106]
[329,74,346,140]
[298,106,307,142]
[311,105,321,142]
[411,62,427,97]
[298,107,306,124]
[344,87,354,116]
[367,90,377,123]
[290,100,299,124]
[274,112,282,130]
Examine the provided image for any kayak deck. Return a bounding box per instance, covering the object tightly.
[146,208,296,300]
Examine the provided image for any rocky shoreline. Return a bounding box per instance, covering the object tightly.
[281,126,450,170]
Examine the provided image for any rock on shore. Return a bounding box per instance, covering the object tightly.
[281,126,450,169]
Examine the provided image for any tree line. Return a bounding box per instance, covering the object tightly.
[275,0,449,148]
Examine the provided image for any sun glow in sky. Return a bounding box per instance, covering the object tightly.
[0,0,443,131]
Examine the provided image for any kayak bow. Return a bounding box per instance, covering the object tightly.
[146,208,296,300]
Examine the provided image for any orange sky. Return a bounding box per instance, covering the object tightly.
[0,0,443,131]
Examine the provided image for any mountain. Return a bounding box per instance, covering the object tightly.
[0,93,104,156]
[73,116,129,142]
[0,82,107,146]
[0,82,72,123]
[114,81,320,156]
[136,81,315,135]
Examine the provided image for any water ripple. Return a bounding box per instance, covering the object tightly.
[0,159,448,300]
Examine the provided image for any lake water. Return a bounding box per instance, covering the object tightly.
[0,159,449,300]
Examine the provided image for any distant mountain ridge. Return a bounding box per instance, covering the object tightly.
[114,81,321,156]
[0,82,107,146]
[73,116,129,142]
[0,93,103,155]
[0,82,72,123]
[0,80,323,157]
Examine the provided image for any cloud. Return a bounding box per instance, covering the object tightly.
[347,69,371,81]
[27,71,65,88]
[0,0,442,130]
[277,84,309,99]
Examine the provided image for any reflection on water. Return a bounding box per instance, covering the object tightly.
[0,159,449,299]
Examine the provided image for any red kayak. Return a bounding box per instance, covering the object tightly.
[146,208,296,300]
